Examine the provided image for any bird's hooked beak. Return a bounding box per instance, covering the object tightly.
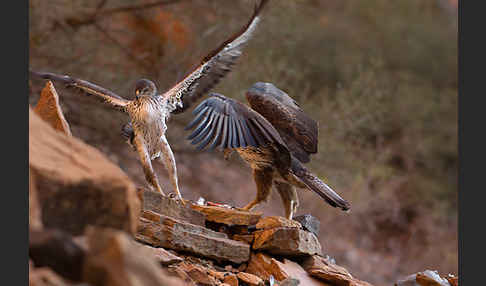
[135,89,140,100]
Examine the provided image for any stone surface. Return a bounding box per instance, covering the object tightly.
[137,188,206,227]
[82,226,187,286]
[253,227,322,256]
[302,255,358,286]
[191,204,262,226]
[136,210,250,264]
[223,273,239,286]
[256,216,302,230]
[29,168,43,230]
[176,262,218,286]
[29,228,85,282]
[207,269,226,281]
[141,244,183,266]
[245,252,289,282]
[395,271,452,286]
[293,214,320,237]
[236,272,264,286]
[34,81,72,136]
[279,278,301,286]
[279,259,331,286]
[232,234,254,245]
[29,108,141,236]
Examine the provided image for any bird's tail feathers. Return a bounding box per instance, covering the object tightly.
[292,163,350,212]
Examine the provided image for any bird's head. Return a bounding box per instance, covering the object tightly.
[134,79,157,99]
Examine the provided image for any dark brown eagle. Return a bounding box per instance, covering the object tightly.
[185,82,351,219]
[29,0,269,203]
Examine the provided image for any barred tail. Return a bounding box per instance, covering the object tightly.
[292,161,350,211]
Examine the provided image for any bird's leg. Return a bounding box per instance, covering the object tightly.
[133,135,165,196]
[242,167,274,212]
[274,181,299,220]
[157,135,184,204]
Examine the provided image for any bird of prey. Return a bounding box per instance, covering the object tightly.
[184,82,350,219]
[29,0,269,202]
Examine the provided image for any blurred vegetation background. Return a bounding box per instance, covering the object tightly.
[29,0,458,284]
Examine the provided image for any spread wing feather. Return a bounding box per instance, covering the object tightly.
[245,82,319,163]
[167,0,269,113]
[184,92,287,152]
[29,69,131,110]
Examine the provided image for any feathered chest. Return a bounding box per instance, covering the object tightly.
[127,97,170,157]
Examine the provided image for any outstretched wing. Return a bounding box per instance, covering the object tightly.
[29,70,131,110]
[245,82,318,163]
[167,0,269,113]
[184,93,287,152]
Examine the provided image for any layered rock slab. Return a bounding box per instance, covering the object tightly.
[136,210,250,264]
[256,216,302,230]
[191,204,262,226]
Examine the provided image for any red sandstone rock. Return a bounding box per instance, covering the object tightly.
[33,81,72,136]
[136,211,250,264]
[29,108,140,235]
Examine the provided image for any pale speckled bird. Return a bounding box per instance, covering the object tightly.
[29,0,269,202]
[184,82,351,219]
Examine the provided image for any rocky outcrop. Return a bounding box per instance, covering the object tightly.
[29,108,140,235]
[28,86,458,286]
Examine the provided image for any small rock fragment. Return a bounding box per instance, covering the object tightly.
[245,252,289,282]
[293,214,320,237]
[207,269,226,281]
[224,273,239,286]
[278,259,331,286]
[232,234,254,245]
[253,227,322,256]
[141,244,183,266]
[279,278,300,286]
[237,272,264,286]
[34,81,72,136]
[177,262,218,286]
[446,275,458,286]
[416,270,451,286]
[302,255,354,285]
